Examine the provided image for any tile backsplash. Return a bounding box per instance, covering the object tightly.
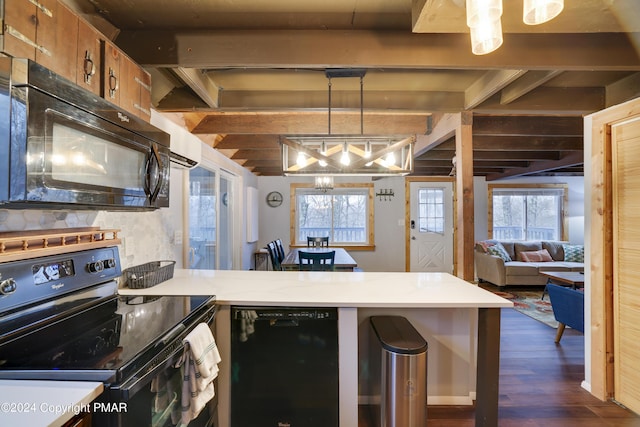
[0,209,178,270]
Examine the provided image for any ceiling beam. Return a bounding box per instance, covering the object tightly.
[606,72,640,107]
[465,70,527,109]
[116,30,640,71]
[185,111,430,135]
[472,116,584,136]
[214,134,281,149]
[171,67,220,108]
[500,70,564,105]
[485,151,584,181]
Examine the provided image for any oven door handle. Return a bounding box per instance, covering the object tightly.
[144,143,164,203]
[113,344,184,400]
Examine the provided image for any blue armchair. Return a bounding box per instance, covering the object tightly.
[547,283,584,343]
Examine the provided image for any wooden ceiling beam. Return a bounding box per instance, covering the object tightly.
[472,116,584,136]
[500,70,564,105]
[216,90,464,111]
[117,30,640,71]
[185,111,430,135]
[465,70,527,109]
[230,149,281,160]
[485,151,584,181]
[214,134,281,149]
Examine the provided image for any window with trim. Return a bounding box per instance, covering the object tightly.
[291,183,374,248]
[489,184,568,241]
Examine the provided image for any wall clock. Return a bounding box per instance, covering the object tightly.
[266,191,283,207]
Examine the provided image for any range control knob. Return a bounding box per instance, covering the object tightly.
[103,258,116,269]
[87,261,104,273]
[0,278,17,295]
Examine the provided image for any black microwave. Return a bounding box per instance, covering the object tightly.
[0,58,170,210]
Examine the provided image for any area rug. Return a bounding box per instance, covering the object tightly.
[487,287,559,328]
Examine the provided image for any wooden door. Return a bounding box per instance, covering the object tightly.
[3,0,37,60]
[76,18,101,95]
[612,115,640,413]
[36,0,78,83]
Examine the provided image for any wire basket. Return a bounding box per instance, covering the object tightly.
[123,260,176,289]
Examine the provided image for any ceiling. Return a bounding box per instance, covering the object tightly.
[69,0,640,179]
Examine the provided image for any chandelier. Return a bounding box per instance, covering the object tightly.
[282,69,414,177]
[314,176,334,193]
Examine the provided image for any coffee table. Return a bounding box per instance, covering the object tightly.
[540,271,585,300]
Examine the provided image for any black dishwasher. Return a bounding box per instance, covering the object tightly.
[230,306,339,427]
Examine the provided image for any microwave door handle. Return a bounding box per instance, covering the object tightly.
[145,144,164,203]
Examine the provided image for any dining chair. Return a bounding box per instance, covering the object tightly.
[298,250,335,271]
[274,239,285,262]
[266,242,283,271]
[307,236,329,248]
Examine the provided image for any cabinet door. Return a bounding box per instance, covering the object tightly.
[76,18,101,95]
[120,54,152,121]
[103,40,121,106]
[36,0,78,83]
[3,0,37,59]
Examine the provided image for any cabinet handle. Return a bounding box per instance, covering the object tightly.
[83,51,95,84]
[5,25,51,56]
[108,68,118,98]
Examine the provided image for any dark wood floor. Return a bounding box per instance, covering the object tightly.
[359,308,640,427]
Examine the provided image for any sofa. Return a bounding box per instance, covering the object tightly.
[475,240,584,287]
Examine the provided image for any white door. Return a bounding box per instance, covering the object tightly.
[409,181,454,273]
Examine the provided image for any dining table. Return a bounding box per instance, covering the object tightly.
[281,247,358,271]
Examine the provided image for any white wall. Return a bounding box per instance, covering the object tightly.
[257,175,408,271]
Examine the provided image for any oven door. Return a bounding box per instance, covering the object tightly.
[8,86,169,209]
[96,317,218,427]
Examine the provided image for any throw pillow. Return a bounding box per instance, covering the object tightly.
[519,249,553,262]
[487,242,512,262]
[476,240,496,253]
[563,244,584,262]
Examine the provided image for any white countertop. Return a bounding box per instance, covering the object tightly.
[0,380,103,427]
[118,269,512,308]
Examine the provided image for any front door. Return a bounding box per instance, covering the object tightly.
[409,181,454,273]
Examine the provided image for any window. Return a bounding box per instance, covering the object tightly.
[489,184,567,241]
[291,183,374,248]
[418,188,445,234]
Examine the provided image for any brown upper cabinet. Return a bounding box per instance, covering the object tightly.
[1,0,151,121]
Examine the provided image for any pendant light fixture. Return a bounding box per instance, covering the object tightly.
[281,69,414,177]
[469,17,503,55]
[466,0,502,28]
[523,0,564,25]
[466,0,503,55]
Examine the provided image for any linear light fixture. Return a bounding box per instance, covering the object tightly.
[281,69,415,177]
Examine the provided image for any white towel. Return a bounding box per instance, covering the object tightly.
[177,322,221,424]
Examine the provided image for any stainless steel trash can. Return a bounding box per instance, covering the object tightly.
[369,316,428,427]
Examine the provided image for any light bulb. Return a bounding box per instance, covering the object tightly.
[385,151,396,167]
[364,141,372,159]
[296,152,306,167]
[340,143,350,166]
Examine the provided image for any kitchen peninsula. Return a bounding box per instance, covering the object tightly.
[118,269,512,427]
